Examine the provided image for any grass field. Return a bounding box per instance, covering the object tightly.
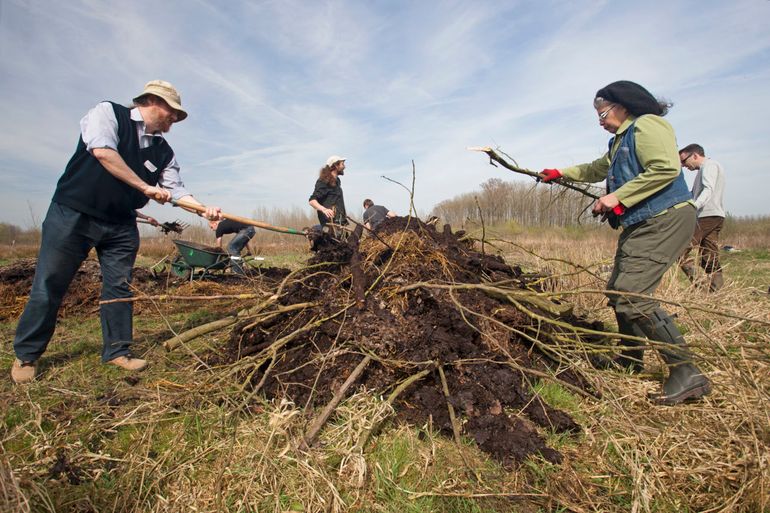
[1,223,768,512]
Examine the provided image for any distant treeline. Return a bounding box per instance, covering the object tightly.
[430,178,604,229]
[1,186,768,248]
[0,223,40,245]
[430,178,770,249]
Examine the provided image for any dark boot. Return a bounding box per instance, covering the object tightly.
[708,271,724,292]
[637,309,711,405]
[681,264,696,283]
[614,312,646,373]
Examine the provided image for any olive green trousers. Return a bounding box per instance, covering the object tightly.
[607,204,696,320]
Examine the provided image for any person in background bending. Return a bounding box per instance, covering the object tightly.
[208,219,256,274]
[362,199,396,230]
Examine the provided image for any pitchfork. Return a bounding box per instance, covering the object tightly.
[137,219,189,234]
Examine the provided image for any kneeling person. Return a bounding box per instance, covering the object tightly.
[209,219,256,274]
[362,199,396,230]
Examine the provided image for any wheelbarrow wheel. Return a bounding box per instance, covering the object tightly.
[171,256,192,280]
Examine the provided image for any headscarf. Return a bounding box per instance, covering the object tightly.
[595,80,668,116]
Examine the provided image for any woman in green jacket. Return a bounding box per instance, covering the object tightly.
[540,81,711,406]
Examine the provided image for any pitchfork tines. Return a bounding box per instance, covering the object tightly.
[159,220,189,234]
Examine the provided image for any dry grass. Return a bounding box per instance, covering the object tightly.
[723,215,770,250]
[0,458,31,513]
[474,224,770,512]
[1,221,768,512]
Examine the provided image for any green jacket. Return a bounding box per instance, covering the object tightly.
[561,115,682,208]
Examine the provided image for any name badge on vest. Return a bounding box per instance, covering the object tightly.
[144,160,158,173]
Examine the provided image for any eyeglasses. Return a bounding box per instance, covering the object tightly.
[680,154,692,166]
[598,104,616,120]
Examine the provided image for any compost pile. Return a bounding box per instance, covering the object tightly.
[0,258,289,321]
[228,217,607,467]
[0,259,159,320]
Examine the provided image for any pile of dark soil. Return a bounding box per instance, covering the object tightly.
[0,259,120,320]
[229,217,606,467]
[0,258,291,321]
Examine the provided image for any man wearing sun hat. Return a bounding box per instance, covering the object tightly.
[308,155,348,227]
[10,80,221,384]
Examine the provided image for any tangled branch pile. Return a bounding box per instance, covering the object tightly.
[225,217,609,466]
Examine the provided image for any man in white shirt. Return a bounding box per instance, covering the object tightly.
[678,144,726,291]
[11,81,221,384]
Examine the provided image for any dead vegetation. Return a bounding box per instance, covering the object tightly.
[208,216,612,468]
[0,215,768,512]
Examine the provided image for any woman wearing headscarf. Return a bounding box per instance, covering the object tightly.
[539,80,710,405]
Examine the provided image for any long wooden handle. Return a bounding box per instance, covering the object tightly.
[467,146,601,200]
[172,199,307,236]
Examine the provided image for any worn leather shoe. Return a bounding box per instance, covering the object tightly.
[107,355,148,371]
[11,359,36,384]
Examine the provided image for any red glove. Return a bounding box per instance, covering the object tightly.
[539,168,562,182]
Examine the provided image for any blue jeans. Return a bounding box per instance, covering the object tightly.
[226,227,256,256]
[13,202,139,363]
[226,227,255,275]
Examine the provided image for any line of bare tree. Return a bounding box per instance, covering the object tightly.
[431,178,604,229]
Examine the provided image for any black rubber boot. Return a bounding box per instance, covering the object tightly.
[708,271,724,292]
[681,264,696,283]
[637,309,711,405]
[614,311,646,373]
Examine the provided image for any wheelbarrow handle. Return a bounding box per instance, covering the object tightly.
[171,199,307,236]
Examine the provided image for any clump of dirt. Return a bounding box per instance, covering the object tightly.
[228,216,606,467]
[48,451,83,485]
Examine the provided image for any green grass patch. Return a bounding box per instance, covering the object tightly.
[721,249,770,288]
[3,404,28,430]
[363,427,513,513]
[180,308,222,330]
[523,454,560,490]
[532,381,581,416]
[250,250,308,270]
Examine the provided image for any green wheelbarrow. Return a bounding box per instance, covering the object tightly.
[170,240,234,280]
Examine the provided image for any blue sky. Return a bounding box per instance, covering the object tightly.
[1,0,769,227]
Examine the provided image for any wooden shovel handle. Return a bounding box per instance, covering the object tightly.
[172,199,307,236]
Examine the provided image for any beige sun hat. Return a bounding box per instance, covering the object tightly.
[326,155,346,167]
[133,80,188,121]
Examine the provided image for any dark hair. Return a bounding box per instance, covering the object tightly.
[595,80,672,117]
[131,95,150,108]
[132,94,166,109]
[318,165,337,187]
[679,143,705,157]
[363,199,373,208]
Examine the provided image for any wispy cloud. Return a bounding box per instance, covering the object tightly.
[1,0,769,228]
